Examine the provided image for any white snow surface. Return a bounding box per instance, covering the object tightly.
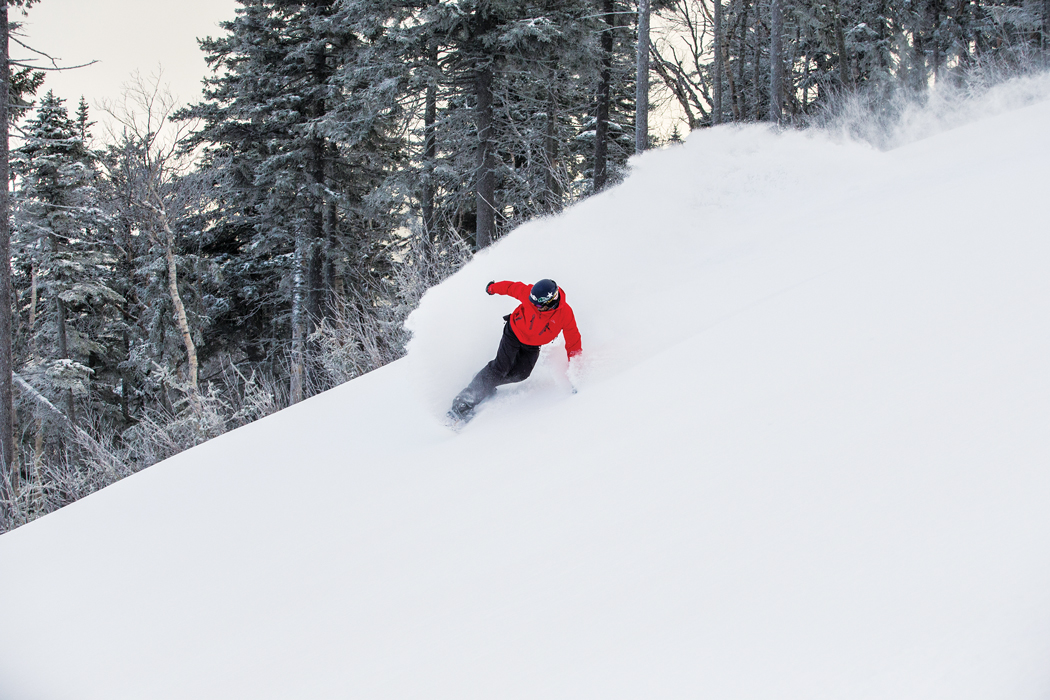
[3,75,1050,700]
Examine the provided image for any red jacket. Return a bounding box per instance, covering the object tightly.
[488,281,582,360]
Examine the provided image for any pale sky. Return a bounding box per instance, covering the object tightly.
[13,1,684,144]
[13,0,238,136]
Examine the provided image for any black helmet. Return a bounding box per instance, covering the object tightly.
[530,279,560,310]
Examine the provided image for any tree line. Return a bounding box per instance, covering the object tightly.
[0,0,1045,531]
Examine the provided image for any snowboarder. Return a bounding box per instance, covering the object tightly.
[448,279,582,424]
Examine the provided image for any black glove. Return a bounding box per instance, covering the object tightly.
[486,281,495,295]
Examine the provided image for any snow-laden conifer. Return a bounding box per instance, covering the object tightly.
[12,91,118,427]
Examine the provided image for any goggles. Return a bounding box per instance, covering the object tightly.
[530,288,560,310]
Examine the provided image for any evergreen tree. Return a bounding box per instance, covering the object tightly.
[358,0,608,247]
[182,0,406,402]
[12,92,119,426]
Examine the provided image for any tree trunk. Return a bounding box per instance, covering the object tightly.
[306,39,329,326]
[156,210,199,394]
[0,3,14,523]
[48,232,76,424]
[55,295,75,423]
[121,328,130,424]
[306,135,325,327]
[543,70,562,213]
[307,218,324,328]
[737,1,749,119]
[802,54,810,110]
[593,0,615,192]
[1044,0,1050,54]
[474,64,496,250]
[932,3,942,81]
[32,417,43,509]
[636,0,651,153]
[753,20,764,121]
[290,232,306,403]
[28,264,37,353]
[713,0,724,125]
[912,6,927,91]
[322,158,340,302]
[118,222,134,425]
[831,0,853,90]
[422,41,438,257]
[769,0,784,123]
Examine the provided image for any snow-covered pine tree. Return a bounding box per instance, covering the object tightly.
[183,0,407,403]
[376,0,607,249]
[12,92,119,428]
[95,135,144,426]
[407,0,524,251]
[481,0,602,217]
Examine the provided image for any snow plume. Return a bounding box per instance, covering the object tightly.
[3,76,1050,700]
[404,121,880,415]
[815,68,1050,150]
[405,72,1050,416]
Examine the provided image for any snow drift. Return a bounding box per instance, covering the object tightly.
[3,74,1050,700]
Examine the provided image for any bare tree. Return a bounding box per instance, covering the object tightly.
[475,62,496,249]
[100,70,202,394]
[649,0,713,129]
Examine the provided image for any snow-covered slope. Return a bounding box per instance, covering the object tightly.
[3,75,1050,700]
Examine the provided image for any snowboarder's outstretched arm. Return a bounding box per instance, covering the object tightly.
[486,280,532,304]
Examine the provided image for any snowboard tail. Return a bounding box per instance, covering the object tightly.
[445,395,478,430]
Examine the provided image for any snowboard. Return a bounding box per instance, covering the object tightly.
[445,406,475,431]
[445,394,479,430]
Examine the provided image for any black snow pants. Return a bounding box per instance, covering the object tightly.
[454,318,541,411]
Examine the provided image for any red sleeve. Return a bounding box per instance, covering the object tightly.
[561,304,582,360]
[488,280,533,305]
